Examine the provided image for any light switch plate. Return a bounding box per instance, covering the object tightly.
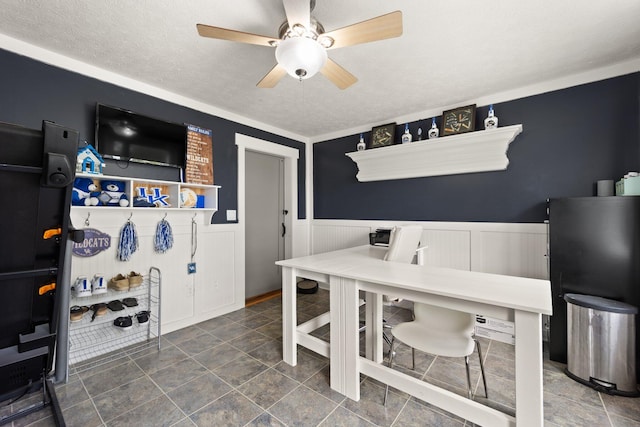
[226,210,237,221]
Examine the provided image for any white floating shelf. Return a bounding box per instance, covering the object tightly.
[345,124,523,182]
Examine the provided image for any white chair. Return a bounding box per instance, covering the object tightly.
[383,302,488,404]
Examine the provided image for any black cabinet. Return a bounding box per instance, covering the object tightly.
[549,196,640,379]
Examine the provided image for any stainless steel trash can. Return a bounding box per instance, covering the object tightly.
[564,293,639,396]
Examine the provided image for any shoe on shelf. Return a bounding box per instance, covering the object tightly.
[107,300,125,312]
[114,316,133,330]
[91,274,107,295]
[108,274,129,291]
[122,297,138,308]
[127,271,143,288]
[72,276,92,298]
[136,310,150,324]
[70,305,89,322]
[89,303,107,322]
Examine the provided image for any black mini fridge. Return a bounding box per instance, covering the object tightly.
[548,196,640,381]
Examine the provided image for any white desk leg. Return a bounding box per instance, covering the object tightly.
[365,292,383,363]
[514,310,544,427]
[282,266,297,366]
[330,275,361,401]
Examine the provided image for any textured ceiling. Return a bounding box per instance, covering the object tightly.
[0,0,639,141]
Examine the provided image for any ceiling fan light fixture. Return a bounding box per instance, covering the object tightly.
[317,35,334,48]
[275,36,327,80]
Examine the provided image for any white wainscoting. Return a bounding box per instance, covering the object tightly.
[311,219,550,340]
[311,220,549,279]
[69,209,245,336]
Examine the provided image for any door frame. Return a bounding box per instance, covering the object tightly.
[236,133,299,298]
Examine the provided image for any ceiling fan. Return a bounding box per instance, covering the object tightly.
[196,0,402,89]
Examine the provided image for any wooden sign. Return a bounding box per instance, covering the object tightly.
[185,124,214,185]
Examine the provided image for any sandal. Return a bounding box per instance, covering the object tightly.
[89,303,107,322]
[122,297,138,307]
[70,305,89,322]
[107,300,124,311]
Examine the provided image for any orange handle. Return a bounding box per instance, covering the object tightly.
[43,228,62,239]
[39,283,56,295]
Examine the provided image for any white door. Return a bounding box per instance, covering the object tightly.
[245,150,285,299]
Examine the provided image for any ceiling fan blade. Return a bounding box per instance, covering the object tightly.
[257,64,288,88]
[320,58,357,90]
[322,11,403,50]
[282,0,310,30]
[197,24,277,47]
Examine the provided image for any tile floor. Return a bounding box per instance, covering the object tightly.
[3,288,640,426]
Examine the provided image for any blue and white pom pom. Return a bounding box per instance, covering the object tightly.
[154,218,174,253]
[117,218,138,261]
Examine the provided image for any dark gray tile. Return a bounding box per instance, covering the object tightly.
[228,330,273,353]
[60,398,103,427]
[342,379,407,427]
[209,322,252,342]
[424,357,481,397]
[304,366,346,404]
[248,340,284,367]
[602,391,640,422]
[543,369,602,408]
[170,418,197,427]
[233,314,274,329]
[610,414,640,427]
[273,351,327,383]
[150,358,208,392]
[483,352,514,380]
[167,372,232,415]
[197,315,235,330]
[53,379,90,411]
[237,368,299,409]
[246,412,286,426]
[486,340,515,361]
[93,376,163,422]
[543,390,611,426]
[393,399,464,427]
[190,391,262,427]
[318,406,375,426]
[193,343,244,371]
[107,394,184,427]
[269,385,338,426]
[133,345,189,375]
[174,332,222,356]
[81,360,145,397]
[213,354,269,387]
[256,320,283,339]
[164,325,208,345]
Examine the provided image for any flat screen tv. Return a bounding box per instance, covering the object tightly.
[95,104,187,170]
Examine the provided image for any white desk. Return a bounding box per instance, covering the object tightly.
[276,245,552,427]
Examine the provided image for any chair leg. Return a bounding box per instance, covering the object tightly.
[411,347,415,370]
[475,339,488,398]
[383,337,396,406]
[464,355,472,399]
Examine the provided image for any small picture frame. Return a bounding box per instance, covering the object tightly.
[369,123,396,148]
[441,104,476,136]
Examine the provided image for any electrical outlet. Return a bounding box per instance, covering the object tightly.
[188,262,196,274]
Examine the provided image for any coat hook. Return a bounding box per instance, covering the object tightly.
[85,212,91,227]
[163,212,167,220]
[128,212,133,221]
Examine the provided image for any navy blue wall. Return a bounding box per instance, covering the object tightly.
[314,73,640,222]
[0,49,307,223]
